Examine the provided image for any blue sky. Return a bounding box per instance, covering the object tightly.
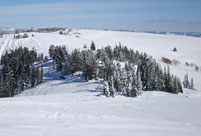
[0,0,201,32]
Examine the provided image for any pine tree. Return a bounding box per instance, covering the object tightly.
[109,76,115,97]
[23,65,31,88]
[31,66,36,87]
[190,78,194,90]
[49,45,55,59]
[130,72,137,97]
[0,47,44,98]
[40,65,43,83]
[103,80,110,97]
[17,75,23,94]
[72,49,83,73]
[136,70,143,96]
[173,76,178,94]
[183,73,190,88]
[4,68,15,97]
[177,79,183,93]
[90,41,96,51]
[125,70,133,97]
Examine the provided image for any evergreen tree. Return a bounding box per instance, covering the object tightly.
[31,66,36,87]
[136,70,143,96]
[40,64,43,83]
[0,47,44,98]
[190,78,194,90]
[90,41,96,51]
[47,44,184,98]
[109,76,115,97]
[103,80,110,97]
[183,73,190,88]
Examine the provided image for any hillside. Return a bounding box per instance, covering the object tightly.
[0,30,201,136]
[0,29,201,89]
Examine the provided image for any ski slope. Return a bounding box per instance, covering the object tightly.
[0,29,201,89]
[0,29,201,136]
[1,29,201,65]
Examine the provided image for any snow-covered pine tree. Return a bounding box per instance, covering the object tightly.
[113,63,121,92]
[109,76,116,97]
[40,64,43,83]
[103,80,110,97]
[36,67,40,85]
[177,79,183,93]
[125,69,134,97]
[4,68,15,97]
[146,63,154,91]
[173,76,178,94]
[72,49,83,73]
[136,70,143,96]
[49,45,55,59]
[183,73,190,88]
[31,66,36,87]
[190,78,194,90]
[23,65,31,88]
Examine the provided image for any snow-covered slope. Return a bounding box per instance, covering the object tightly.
[0,60,201,136]
[0,29,201,89]
[1,29,201,65]
[0,29,201,136]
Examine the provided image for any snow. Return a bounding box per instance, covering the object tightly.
[1,29,201,65]
[0,29,201,136]
[1,75,201,136]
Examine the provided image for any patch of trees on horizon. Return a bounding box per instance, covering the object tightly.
[0,47,43,98]
[37,28,66,33]
[49,42,183,97]
[14,33,29,39]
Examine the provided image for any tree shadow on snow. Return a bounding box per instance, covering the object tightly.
[72,89,104,96]
[51,75,87,86]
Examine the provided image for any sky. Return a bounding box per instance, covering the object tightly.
[0,0,201,32]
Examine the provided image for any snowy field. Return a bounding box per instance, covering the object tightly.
[1,29,201,89]
[0,29,201,136]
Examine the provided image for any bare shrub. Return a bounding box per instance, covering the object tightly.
[162,57,172,64]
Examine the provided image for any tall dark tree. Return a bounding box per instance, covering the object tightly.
[90,41,96,51]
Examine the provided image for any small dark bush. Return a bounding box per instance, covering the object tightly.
[162,57,172,64]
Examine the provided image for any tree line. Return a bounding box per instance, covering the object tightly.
[49,42,183,97]
[0,47,43,98]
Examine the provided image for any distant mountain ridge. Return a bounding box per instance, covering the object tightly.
[103,29,201,38]
[144,31,201,38]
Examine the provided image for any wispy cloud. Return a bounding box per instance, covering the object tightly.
[147,18,201,24]
[1,1,200,32]
[147,18,179,23]
[0,1,169,16]
[144,18,201,32]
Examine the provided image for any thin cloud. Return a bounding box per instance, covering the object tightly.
[145,18,201,32]
[147,18,201,24]
[0,1,170,16]
[2,13,140,21]
[147,19,179,23]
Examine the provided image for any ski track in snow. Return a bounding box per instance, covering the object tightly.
[0,30,201,136]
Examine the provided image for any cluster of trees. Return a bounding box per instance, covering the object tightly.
[0,47,43,98]
[0,32,3,38]
[49,42,183,97]
[14,27,66,33]
[37,28,65,33]
[183,73,194,90]
[14,33,29,39]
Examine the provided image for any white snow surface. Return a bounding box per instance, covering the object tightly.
[0,29,201,136]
